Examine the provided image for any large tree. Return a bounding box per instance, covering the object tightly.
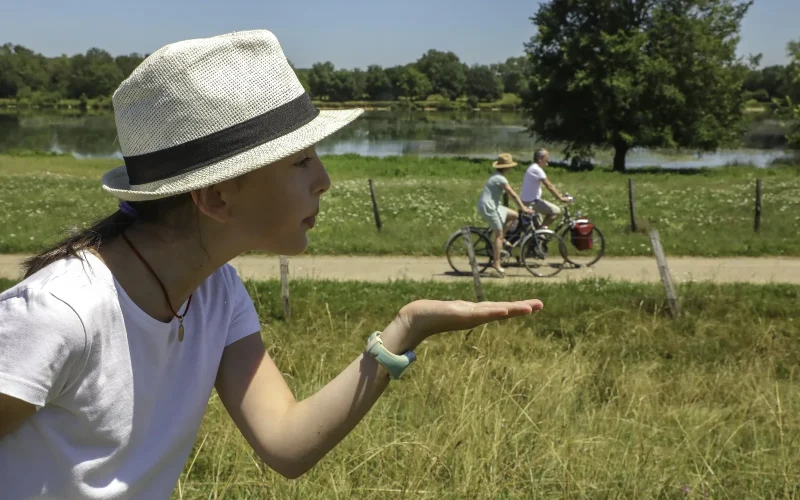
[386,65,432,100]
[416,49,467,99]
[523,0,753,171]
[67,48,125,98]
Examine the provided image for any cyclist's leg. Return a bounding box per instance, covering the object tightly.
[503,209,519,241]
[490,208,509,273]
[531,199,561,228]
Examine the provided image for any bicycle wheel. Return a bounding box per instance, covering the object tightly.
[520,230,568,278]
[445,228,494,275]
[558,224,606,268]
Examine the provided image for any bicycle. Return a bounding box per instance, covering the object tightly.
[444,211,569,278]
[542,194,606,268]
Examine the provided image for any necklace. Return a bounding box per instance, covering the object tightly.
[120,232,193,342]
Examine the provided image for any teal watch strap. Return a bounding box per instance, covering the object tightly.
[365,331,416,380]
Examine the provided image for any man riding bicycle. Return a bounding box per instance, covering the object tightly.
[520,148,572,228]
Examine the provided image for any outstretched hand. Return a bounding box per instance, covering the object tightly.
[382,298,544,350]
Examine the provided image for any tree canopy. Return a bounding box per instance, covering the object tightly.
[522,0,754,171]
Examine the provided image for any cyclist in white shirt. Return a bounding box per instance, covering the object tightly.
[520,148,572,228]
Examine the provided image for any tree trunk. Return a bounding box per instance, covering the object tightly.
[613,143,628,172]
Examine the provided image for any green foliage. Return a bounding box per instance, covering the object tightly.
[364,65,393,101]
[523,0,754,172]
[415,49,468,100]
[465,64,503,102]
[68,48,125,98]
[773,39,800,149]
[743,64,793,102]
[0,44,142,100]
[386,65,432,101]
[492,56,531,95]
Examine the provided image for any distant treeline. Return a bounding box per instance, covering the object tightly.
[0,42,796,109]
[742,61,800,104]
[0,43,527,108]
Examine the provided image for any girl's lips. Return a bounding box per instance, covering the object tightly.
[302,215,316,228]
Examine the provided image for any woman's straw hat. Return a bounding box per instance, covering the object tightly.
[101,30,363,201]
[492,153,518,169]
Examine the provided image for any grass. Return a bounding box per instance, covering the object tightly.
[1,154,799,257]
[1,277,798,498]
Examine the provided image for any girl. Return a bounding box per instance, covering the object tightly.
[476,153,533,276]
[0,30,542,499]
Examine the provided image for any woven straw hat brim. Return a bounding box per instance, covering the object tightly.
[101,108,363,201]
[492,161,518,169]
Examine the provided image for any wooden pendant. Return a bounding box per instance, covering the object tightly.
[178,321,185,342]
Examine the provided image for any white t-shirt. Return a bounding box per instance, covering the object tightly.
[0,251,262,499]
[520,163,547,203]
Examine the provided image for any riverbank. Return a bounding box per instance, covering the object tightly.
[1,154,798,258]
[0,93,525,112]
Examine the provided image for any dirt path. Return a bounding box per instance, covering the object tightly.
[1,254,799,285]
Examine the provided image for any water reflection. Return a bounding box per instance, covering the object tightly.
[0,109,792,169]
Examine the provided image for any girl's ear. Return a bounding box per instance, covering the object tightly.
[191,183,233,224]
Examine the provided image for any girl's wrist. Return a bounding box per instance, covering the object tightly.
[376,317,422,355]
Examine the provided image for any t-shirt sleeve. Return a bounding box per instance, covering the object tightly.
[527,165,546,180]
[224,266,262,347]
[0,286,87,408]
[497,175,509,186]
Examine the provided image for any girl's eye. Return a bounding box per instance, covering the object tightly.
[293,156,312,167]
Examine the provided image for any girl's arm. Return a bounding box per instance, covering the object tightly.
[0,394,36,440]
[215,298,542,479]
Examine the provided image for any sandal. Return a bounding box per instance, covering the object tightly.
[491,266,506,277]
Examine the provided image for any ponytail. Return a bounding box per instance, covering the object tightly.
[22,194,193,279]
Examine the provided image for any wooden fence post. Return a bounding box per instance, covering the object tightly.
[628,178,638,233]
[754,178,762,233]
[461,227,485,302]
[368,179,383,231]
[279,255,291,320]
[649,230,680,318]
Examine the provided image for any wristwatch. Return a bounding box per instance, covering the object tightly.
[365,331,417,380]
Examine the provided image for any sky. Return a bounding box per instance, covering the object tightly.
[0,0,796,69]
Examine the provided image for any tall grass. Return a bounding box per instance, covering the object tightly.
[1,277,798,498]
[183,279,800,498]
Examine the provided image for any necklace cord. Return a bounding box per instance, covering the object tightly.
[120,232,193,320]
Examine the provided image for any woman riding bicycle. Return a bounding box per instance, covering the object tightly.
[476,153,533,276]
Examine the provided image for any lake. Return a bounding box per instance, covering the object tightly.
[0,109,792,169]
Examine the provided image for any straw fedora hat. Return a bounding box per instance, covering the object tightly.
[492,153,518,169]
[101,30,363,201]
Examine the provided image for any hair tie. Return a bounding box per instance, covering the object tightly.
[118,201,138,218]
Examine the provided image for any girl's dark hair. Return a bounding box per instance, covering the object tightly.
[22,194,194,279]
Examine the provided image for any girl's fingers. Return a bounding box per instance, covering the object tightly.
[463,300,543,326]
[471,299,543,316]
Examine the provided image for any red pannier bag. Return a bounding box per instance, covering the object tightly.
[571,220,594,251]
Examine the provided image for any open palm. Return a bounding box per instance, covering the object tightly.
[391,298,544,344]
